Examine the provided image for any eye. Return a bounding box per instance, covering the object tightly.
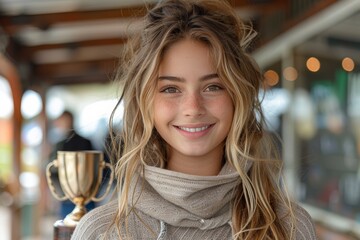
[161,86,180,93]
[205,84,223,92]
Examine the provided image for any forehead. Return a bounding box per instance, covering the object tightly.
[159,39,215,75]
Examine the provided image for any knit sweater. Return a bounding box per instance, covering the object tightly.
[71,163,317,239]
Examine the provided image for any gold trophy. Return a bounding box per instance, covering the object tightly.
[46,151,114,239]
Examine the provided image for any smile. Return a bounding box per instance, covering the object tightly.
[177,125,211,133]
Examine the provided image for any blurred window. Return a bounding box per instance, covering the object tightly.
[299,58,360,222]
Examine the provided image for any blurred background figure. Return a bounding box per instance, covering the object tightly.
[48,110,95,220]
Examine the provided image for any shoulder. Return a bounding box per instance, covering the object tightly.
[65,131,93,149]
[72,132,92,143]
[71,200,118,240]
[278,202,318,240]
[293,203,318,239]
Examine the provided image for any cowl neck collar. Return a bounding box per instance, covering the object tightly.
[129,162,241,230]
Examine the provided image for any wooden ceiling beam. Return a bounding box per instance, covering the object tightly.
[0,6,149,34]
[17,38,127,60]
[30,58,118,86]
[33,58,117,79]
[229,0,288,13]
[35,73,112,86]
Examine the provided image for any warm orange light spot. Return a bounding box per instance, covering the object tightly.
[342,57,355,72]
[264,70,279,86]
[283,67,298,81]
[306,57,320,72]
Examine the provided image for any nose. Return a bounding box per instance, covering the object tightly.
[182,93,205,117]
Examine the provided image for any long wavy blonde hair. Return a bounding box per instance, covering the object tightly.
[109,0,296,239]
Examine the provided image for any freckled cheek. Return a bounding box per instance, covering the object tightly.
[210,97,234,116]
[153,98,178,123]
[210,99,234,130]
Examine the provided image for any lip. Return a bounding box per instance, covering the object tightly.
[174,123,214,138]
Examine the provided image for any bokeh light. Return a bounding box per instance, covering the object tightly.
[0,76,13,118]
[46,96,65,119]
[264,70,279,86]
[19,172,39,188]
[283,67,298,81]
[342,57,355,72]
[306,57,321,72]
[22,121,43,147]
[21,90,43,119]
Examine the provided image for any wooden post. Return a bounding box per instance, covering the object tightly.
[0,53,22,240]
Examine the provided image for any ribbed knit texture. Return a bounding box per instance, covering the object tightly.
[129,162,240,230]
[71,163,317,240]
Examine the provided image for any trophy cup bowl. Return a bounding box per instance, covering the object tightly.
[46,150,114,227]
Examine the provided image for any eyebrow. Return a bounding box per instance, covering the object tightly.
[158,73,219,82]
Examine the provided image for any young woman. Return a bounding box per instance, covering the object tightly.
[71,0,317,239]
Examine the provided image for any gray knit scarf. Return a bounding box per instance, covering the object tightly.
[129,162,241,231]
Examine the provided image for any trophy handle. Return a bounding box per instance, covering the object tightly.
[46,160,68,201]
[91,162,115,202]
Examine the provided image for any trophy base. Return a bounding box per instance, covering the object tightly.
[53,220,76,240]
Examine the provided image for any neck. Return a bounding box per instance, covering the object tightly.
[166,151,224,176]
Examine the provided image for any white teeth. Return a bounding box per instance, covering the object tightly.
[179,125,210,132]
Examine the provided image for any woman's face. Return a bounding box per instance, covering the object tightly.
[153,38,234,165]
